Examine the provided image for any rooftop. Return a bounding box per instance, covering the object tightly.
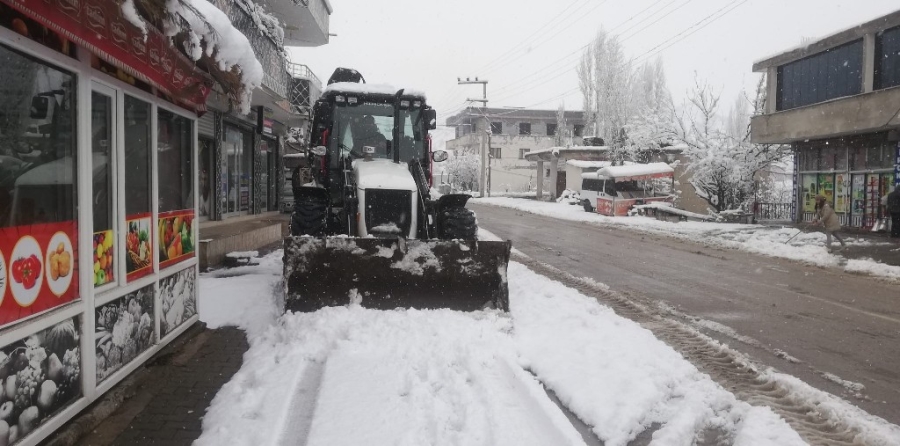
[446,107,586,125]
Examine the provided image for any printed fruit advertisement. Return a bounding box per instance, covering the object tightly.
[0,317,82,444]
[158,210,194,269]
[95,286,155,382]
[159,267,197,338]
[93,230,114,287]
[0,222,78,328]
[125,215,153,282]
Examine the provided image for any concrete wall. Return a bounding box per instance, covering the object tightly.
[751,86,900,144]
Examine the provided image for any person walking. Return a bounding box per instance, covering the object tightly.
[812,195,846,250]
[888,184,900,238]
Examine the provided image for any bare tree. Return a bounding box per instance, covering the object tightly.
[577,30,632,146]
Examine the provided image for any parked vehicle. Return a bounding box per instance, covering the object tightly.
[581,162,675,216]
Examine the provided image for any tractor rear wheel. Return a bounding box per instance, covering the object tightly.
[438,206,477,240]
[290,199,327,236]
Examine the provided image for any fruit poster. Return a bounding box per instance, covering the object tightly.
[851,175,865,217]
[158,210,195,270]
[92,230,114,287]
[834,174,849,213]
[125,215,153,282]
[0,317,82,442]
[817,174,834,206]
[159,267,197,338]
[0,222,78,328]
[95,286,155,382]
[801,175,817,212]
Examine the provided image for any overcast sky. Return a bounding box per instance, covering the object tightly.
[289,0,898,125]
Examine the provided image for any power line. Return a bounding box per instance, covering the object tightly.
[632,0,748,64]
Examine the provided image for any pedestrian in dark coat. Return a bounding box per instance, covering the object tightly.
[888,184,900,238]
[812,195,845,250]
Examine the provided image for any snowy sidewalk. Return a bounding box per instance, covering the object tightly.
[474,197,900,281]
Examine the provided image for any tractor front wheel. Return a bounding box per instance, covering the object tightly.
[290,199,327,236]
[438,206,477,240]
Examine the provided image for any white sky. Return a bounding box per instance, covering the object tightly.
[289,0,899,125]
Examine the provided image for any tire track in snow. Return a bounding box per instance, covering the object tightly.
[511,252,897,446]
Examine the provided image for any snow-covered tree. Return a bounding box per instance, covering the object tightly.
[672,76,789,213]
[441,153,480,192]
[577,30,632,146]
[623,57,674,163]
[554,102,570,147]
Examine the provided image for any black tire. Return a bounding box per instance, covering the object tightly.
[290,199,327,236]
[582,199,594,213]
[438,206,477,240]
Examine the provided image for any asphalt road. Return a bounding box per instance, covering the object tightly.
[472,202,900,425]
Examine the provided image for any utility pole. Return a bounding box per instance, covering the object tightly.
[458,77,488,197]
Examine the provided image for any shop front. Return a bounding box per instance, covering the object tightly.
[795,134,899,229]
[0,1,245,443]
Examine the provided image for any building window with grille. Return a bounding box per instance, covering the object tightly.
[491,122,502,134]
[574,124,584,137]
[519,148,530,159]
[875,25,900,90]
[519,123,531,135]
[546,123,557,136]
[490,147,502,159]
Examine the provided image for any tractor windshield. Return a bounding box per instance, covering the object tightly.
[330,101,425,164]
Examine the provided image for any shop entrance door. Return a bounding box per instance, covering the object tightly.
[223,125,252,216]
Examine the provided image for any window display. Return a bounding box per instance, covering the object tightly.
[157,110,195,269]
[801,174,817,213]
[124,96,152,281]
[92,92,115,287]
[0,43,79,327]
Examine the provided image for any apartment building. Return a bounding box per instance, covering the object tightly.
[446,107,587,193]
[751,9,900,229]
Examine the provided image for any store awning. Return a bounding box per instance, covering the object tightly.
[595,163,674,182]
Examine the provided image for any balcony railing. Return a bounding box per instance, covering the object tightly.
[212,0,291,100]
[288,62,322,115]
[753,202,795,222]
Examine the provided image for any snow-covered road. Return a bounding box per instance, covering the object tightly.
[189,249,842,446]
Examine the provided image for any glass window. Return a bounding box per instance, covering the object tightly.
[866,145,889,169]
[574,125,584,137]
[224,125,253,213]
[0,43,79,325]
[777,39,863,111]
[801,148,819,171]
[519,123,531,135]
[490,122,502,134]
[157,109,193,213]
[92,91,115,287]
[519,148,530,159]
[834,147,849,171]
[875,26,900,90]
[124,96,153,281]
[198,138,213,218]
[546,123,557,136]
[819,146,836,170]
[850,146,867,170]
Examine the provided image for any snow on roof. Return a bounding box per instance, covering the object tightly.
[283,153,306,158]
[324,82,427,99]
[596,163,674,181]
[524,145,611,161]
[566,160,611,169]
[152,0,264,113]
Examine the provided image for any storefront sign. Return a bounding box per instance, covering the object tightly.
[158,210,195,270]
[3,0,213,113]
[895,143,900,186]
[0,222,78,327]
[257,106,274,135]
[125,214,153,282]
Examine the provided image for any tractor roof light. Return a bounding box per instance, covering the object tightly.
[400,100,410,108]
[348,96,358,105]
[335,95,345,103]
[413,100,422,108]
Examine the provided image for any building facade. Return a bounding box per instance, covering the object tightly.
[751,10,900,228]
[445,107,586,193]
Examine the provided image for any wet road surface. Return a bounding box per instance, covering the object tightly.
[472,202,900,425]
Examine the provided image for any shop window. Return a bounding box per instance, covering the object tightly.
[124,96,153,281]
[158,109,195,269]
[834,147,848,171]
[92,91,115,287]
[224,125,253,213]
[850,146,867,170]
[800,148,819,171]
[867,145,891,169]
[0,43,79,326]
[0,5,76,58]
[198,138,214,218]
[800,174,817,212]
[818,146,836,170]
[874,25,900,90]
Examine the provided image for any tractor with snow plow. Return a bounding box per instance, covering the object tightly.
[283,68,511,313]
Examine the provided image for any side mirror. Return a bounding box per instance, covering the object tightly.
[424,109,437,130]
[310,145,327,156]
[432,149,449,163]
[30,96,50,120]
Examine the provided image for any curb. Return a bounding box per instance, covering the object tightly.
[42,321,208,446]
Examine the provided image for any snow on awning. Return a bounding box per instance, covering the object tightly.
[596,163,674,182]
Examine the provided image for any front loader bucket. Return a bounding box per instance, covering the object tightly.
[283,237,511,313]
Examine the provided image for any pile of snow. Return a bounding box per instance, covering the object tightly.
[195,251,812,445]
[476,197,900,281]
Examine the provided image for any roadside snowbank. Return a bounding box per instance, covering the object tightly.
[475,197,900,280]
[195,251,806,446]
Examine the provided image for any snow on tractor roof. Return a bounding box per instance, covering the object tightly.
[593,162,674,182]
[324,82,428,99]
